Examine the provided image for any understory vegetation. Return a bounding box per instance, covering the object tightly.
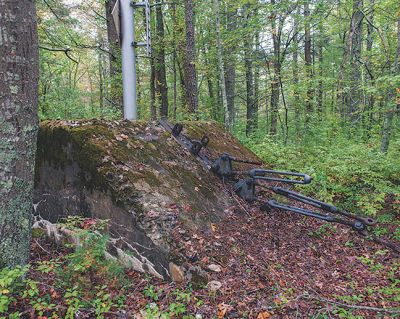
[0,219,200,319]
[236,117,400,239]
[1,217,399,318]
[237,118,400,215]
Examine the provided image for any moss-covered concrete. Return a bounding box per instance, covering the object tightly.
[33,119,262,278]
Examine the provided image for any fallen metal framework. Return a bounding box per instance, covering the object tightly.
[159,120,381,238]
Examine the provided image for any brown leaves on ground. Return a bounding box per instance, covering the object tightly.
[257,311,273,319]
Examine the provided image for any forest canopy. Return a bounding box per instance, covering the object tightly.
[37,0,399,152]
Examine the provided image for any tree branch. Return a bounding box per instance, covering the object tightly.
[39,46,79,64]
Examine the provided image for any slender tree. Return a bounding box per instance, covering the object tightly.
[348,0,364,125]
[243,5,255,136]
[380,15,399,153]
[270,0,280,136]
[155,6,169,118]
[0,0,39,268]
[105,0,122,108]
[214,0,229,128]
[224,7,237,128]
[292,7,301,138]
[364,0,375,137]
[304,0,314,128]
[183,0,199,114]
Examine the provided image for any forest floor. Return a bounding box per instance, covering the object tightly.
[8,184,400,319]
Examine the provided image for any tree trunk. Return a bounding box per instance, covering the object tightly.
[214,0,229,128]
[183,0,199,114]
[397,15,400,114]
[292,9,301,138]
[304,0,313,128]
[317,21,324,118]
[254,30,260,131]
[270,1,280,136]
[150,57,157,120]
[380,15,399,153]
[171,4,178,119]
[224,8,237,128]
[244,6,255,136]
[364,0,375,138]
[0,0,39,268]
[201,45,216,120]
[348,0,364,124]
[155,6,169,118]
[105,0,122,109]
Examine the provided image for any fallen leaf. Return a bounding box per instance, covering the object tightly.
[217,303,232,319]
[257,311,272,319]
[183,204,191,213]
[211,223,217,232]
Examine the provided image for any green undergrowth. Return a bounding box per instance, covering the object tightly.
[0,218,198,319]
[235,123,400,231]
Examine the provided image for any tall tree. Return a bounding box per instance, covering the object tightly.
[364,0,375,138]
[292,7,301,138]
[183,0,199,114]
[224,7,237,128]
[380,15,399,153]
[155,6,169,118]
[214,0,229,128]
[348,0,364,124]
[317,20,324,118]
[105,0,122,108]
[304,0,314,128]
[0,0,39,268]
[243,5,255,136]
[270,0,280,136]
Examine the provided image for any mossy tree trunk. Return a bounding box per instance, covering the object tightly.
[105,0,123,110]
[0,0,39,268]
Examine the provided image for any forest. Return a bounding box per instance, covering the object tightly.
[0,0,400,317]
[35,0,400,212]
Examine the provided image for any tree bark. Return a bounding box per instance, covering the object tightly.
[201,46,216,119]
[224,8,237,128]
[171,4,178,119]
[364,0,375,138]
[183,0,199,114]
[254,29,260,131]
[304,0,313,128]
[317,20,324,118]
[0,0,39,268]
[348,0,364,124]
[155,6,169,118]
[380,15,399,153]
[270,0,280,136]
[214,0,229,128]
[244,5,255,136]
[292,9,301,138]
[105,0,122,109]
[150,57,157,120]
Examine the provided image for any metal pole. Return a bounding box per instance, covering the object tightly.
[121,0,137,120]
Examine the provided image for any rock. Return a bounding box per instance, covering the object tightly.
[169,262,185,283]
[207,280,222,292]
[207,264,222,272]
[185,266,208,289]
[34,120,262,279]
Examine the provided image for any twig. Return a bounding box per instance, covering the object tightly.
[301,294,400,314]
[222,179,251,217]
[34,238,51,254]
[39,46,78,64]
